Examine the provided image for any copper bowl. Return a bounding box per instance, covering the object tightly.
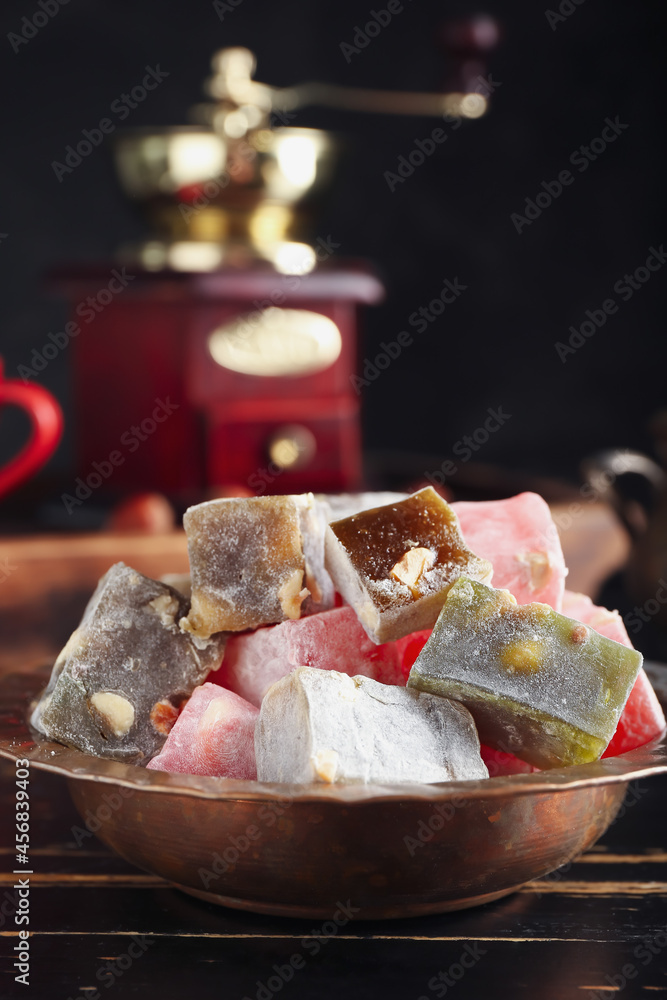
[2,671,667,920]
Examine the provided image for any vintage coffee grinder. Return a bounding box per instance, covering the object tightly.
[56,23,498,502]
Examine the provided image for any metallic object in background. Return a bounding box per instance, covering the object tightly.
[581,444,667,632]
[114,124,334,270]
[114,23,500,269]
[68,23,501,499]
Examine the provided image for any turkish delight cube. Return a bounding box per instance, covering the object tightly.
[561,590,666,756]
[325,486,492,643]
[212,605,403,707]
[180,493,333,639]
[408,578,643,768]
[452,492,567,611]
[255,666,488,785]
[318,491,409,523]
[34,563,224,762]
[147,682,258,779]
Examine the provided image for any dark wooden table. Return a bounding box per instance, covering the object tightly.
[1,756,666,1000]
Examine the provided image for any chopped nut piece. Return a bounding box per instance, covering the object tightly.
[149,594,180,628]
[278,570,310,619]
[304,562,323,605]
[570,624,588,645]
[390,547,435,596]
[150,699,179,735]
[516,551,552,591]
[313,749,339,783]
[500,640,544,674]
[90,692,135,737]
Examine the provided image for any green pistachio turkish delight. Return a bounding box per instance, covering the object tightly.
[408,578,643,768]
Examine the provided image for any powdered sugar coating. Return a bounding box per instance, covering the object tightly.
[35,563,224,762]
[325,487,493,644]
[409,578,643,765]
[453,492,567,611]
[256,667,488,785]
[213,605,404,706]
[181,493,333,639]
[561,590,666,756]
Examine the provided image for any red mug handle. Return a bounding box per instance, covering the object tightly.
[0,360,64,499]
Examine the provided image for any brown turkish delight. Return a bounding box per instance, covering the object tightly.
[325,486,493,643]
[32,563,224,762]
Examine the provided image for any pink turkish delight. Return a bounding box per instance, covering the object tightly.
[480,745,538,776]
[561,590,632,646]
[562,590,666,756]
[147,682,258,778]
[395,629,432,681]
[453,492,566,611]
[211,605,404,707]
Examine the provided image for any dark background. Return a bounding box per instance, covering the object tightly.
[0,0,665,499]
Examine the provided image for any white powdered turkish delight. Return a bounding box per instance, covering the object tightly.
[255,666,488,785]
